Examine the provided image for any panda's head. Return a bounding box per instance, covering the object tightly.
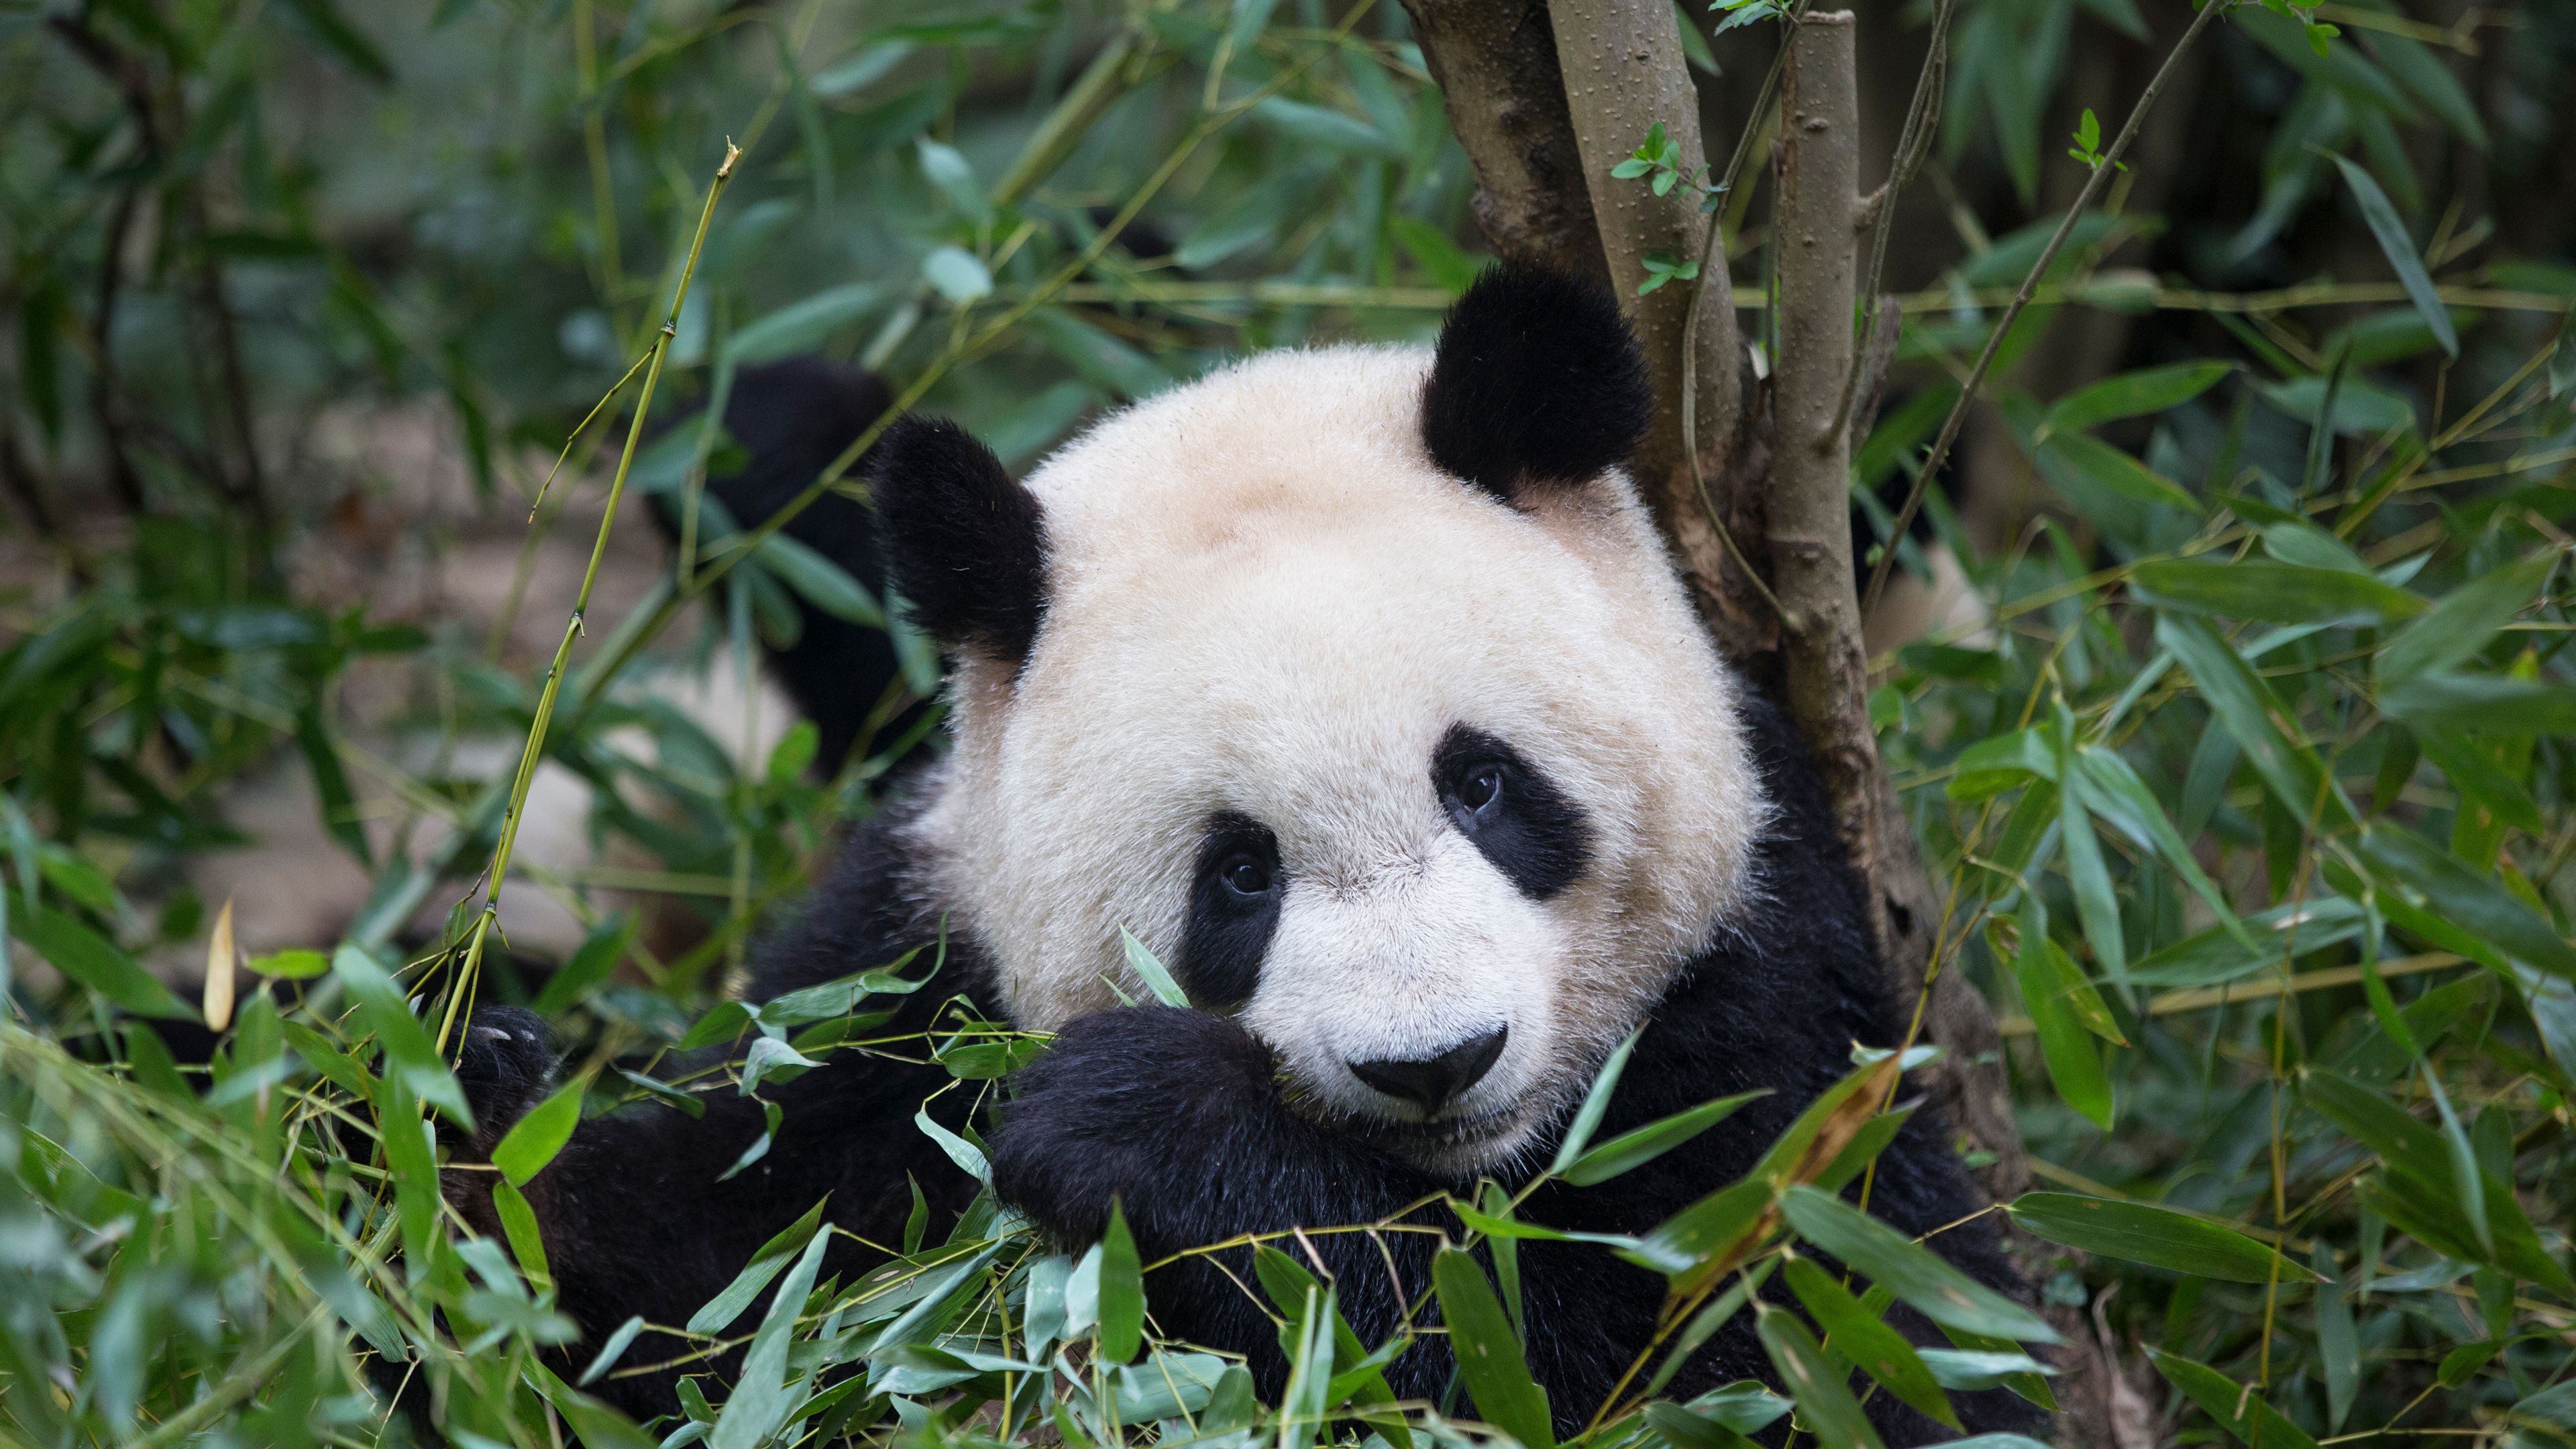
[873,266,1768,1177]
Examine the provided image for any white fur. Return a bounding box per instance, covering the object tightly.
[910,345,1768,1171]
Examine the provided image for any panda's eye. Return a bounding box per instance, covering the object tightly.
[1219,853,1275,899]
[1454,763,1504,816]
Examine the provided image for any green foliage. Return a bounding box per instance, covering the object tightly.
[3,0,2575,1444]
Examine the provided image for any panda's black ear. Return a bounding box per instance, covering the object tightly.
[871,415,1049,667]
[1421,263,1653,506]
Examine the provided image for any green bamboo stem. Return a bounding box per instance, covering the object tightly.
[433,140,743,1057]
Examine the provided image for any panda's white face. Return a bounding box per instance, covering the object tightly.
[910,344,1767,1177]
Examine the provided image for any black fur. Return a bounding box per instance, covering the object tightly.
[1179,811,1284,1008]
[448,804,993,1420]
[1421,264,1654,506]
[1434,723,1593,899]
[452,697,2036,1444]
[650,356,907,773]
[871,416,1049,667]
[452,1006,557,1144]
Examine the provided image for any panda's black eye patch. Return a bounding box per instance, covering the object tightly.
[1181,812,1282,1009]
[1435,725,1592,900]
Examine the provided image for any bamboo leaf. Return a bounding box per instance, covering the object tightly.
[1755,1308,1884,1449]
[13,902,194,1020]
[2147,1349,2320,1449]
[331,945,468,1124]
[2331,154,2456,358]
[2314,1246,2359,1432]
[1119,928,1189,1007]
[2036,434,2201,513]
[2379,671,2576,736]
[492,1079,586,1187]
[2012,902,2115,1130]
[2007,1193,2320,1284]
[1434,1248,1554,1448]
[1551,1024,1644,1174]
[2076,746,2251,947]
[1095,1199,1144,1362]
[2040,362,2231,439]
[2055,725,2128,997]
[294,701,374,867]
[533,914,637,1014]
[708,1220,833,1449]
[686,1199,828,1335]
[2156,615,2356,828]
[1782,1256,1958,1430]
[1560,1089,1768,1186]
[1778,1186,2056,1342]
[2131,559,2424,625]
[2357,826,2576,981]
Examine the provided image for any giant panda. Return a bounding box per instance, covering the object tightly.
[453,264,2036,1444]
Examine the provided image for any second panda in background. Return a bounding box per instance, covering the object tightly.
[458,265,2039,1444]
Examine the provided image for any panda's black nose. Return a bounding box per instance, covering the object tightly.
[1349,1027,1509,1112]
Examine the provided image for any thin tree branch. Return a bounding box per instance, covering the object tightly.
[1859,0,2230,619]
[1546,0,1749,639]
[1837,0,1956,441]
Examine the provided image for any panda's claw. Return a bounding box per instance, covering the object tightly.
[454,1004,559,1145]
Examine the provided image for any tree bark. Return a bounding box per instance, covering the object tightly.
[1397,0,1609,283]
[1544,0,1763,649]
[1771,11,1868,854]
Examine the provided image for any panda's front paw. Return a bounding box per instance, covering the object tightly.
[454,1005,559,1148]
[990,1006,1279,1244]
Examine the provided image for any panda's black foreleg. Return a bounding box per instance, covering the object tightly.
[447,1001,971,1420]
[989,1006,1452,1395]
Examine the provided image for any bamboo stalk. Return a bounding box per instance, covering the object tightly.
[431,140,743,1057]
[1996,953,2469,1036]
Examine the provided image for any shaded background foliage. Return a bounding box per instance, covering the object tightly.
[1,0,2574,1445]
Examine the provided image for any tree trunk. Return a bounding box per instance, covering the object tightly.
[1397,0,1609,282]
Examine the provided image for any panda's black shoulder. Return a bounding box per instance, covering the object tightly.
[1663,686,1896,1065]
[1732,687,1878,946]
[743,767,994,1010]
